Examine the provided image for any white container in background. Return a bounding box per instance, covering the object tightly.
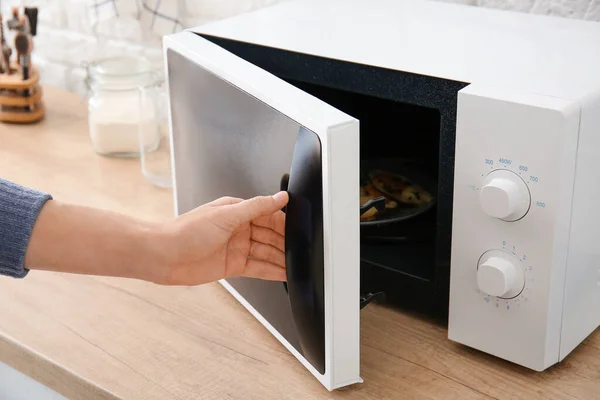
[86,56,160,157]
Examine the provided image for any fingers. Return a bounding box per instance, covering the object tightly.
[208,196,243,207]
[249,241,285,268]
[251,225,285,252]
[244,259,286,281]
[228,192,289,226]
[251,210,286,236]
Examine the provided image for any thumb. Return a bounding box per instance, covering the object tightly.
[227,191,289,226]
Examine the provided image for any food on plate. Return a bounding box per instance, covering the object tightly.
[360,204,379,221]
[360,183,397,221]
[359,165,434,222]
[368,169,433,206]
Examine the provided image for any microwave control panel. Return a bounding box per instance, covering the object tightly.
[448,83,581,371]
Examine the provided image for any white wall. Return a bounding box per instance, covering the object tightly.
[475,0,599,19]
[2,0,281,96]
[2,0,597,95]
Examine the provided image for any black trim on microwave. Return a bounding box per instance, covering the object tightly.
[284,126,326,374]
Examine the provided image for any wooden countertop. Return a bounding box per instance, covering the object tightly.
[1,86,599,400]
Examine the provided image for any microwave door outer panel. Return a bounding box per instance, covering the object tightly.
[163,31,361,391]
[449,83,581,371]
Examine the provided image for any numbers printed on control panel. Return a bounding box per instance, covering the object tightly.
[499,158,512,165]
[485,159,494,165]
[519,165,528,172]
[536,201,546,208]
[530,176,539,183]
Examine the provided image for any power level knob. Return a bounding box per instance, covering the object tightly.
[477,250,525,298]
[479,170,531,221]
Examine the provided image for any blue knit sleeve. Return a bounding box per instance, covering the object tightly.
[0,178,52,278]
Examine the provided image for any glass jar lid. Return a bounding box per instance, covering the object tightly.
[86,56,157,91]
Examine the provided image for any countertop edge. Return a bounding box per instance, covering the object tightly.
[0,333,121,400]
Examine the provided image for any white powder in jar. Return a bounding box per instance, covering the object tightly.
[88,92,160,156]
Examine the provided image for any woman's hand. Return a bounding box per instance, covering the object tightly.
[157,192,289,285]
[25,192,289,286]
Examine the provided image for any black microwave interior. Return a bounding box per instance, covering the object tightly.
[289,81,440,273]
[198,34,469,318]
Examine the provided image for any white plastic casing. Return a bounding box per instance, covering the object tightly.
[449,83,581,371]
[559,95,600,359]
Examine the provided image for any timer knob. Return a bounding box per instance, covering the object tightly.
[479,170,531,221]
[477,250,525,298]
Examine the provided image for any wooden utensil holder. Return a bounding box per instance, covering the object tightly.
[0,64,43,123]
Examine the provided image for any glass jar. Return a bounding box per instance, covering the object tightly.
[139,80,172,188]
[86,56,159,157]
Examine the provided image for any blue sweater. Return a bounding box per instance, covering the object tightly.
[0,178,52,278]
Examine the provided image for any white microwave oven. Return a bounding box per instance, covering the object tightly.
[163,0,600,391]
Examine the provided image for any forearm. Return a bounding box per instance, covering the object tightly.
[1,178,287,285]
[25,200,169,283]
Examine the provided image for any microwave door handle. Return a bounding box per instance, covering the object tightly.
[283,127,326,375]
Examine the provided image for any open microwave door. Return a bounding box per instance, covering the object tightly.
[163,31,361,391]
